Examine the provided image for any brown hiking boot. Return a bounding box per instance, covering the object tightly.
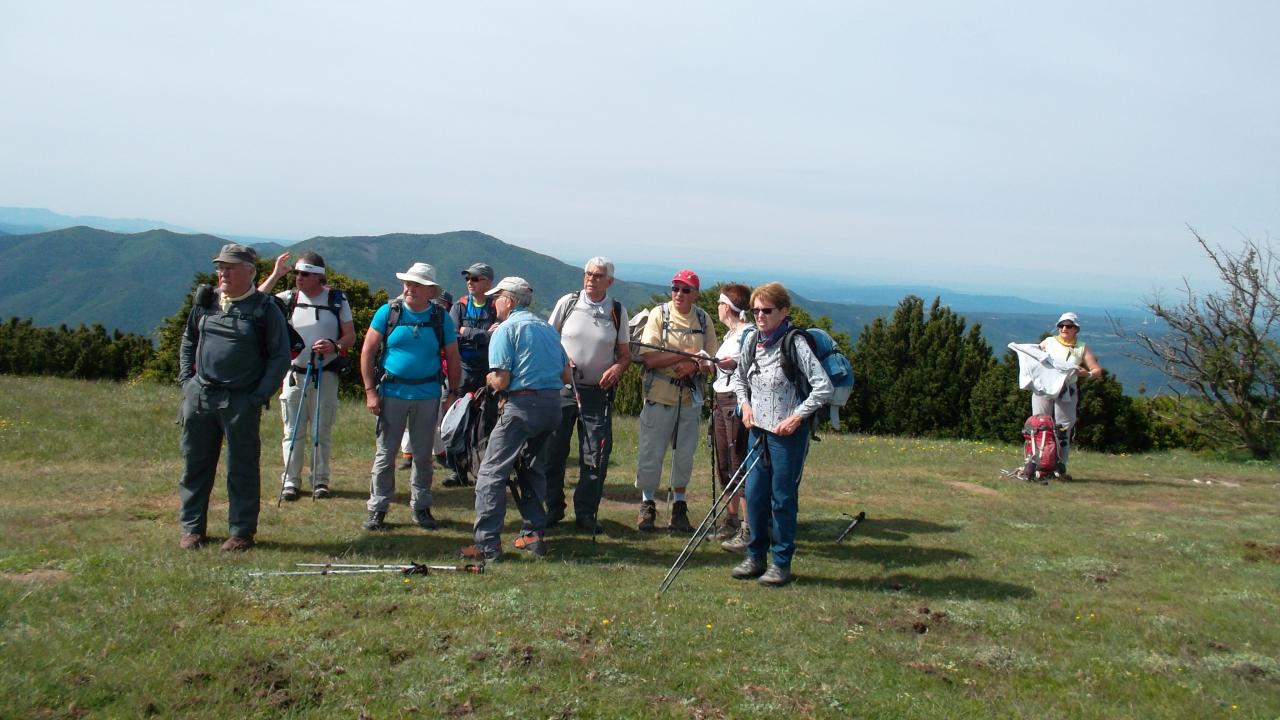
[669,500,693,533]
[179,533,204,550]
[714,514,742,541]
[636,500,657,532]
[721,523,750,553]
[220,535,254,552]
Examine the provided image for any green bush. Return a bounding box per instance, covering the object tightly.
[0,318,154,380]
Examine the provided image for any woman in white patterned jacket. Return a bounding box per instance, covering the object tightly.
[730,282,833,587]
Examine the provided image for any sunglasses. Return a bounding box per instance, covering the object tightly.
[465,276,490,283]
[670,285,695,295]
[752,307,777,316]
[296,271,318,278]
[1058,323,1078,330]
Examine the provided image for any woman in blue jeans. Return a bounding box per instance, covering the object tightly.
[730,282,833,586]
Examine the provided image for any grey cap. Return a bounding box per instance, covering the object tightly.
[461,262,495,281]
[485,276,533,306]
[212,243,258,265]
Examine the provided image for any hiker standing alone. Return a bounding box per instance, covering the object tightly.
[731,282,833,586]
[1033,312,1103,480]
[177,243,291,551]
[542,257,631,532]
[461,277,570,560]
[634,270,718,532]
[257,251,356,500]
[359,263,463,531]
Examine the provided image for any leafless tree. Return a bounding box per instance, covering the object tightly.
[1118,229,1280,458]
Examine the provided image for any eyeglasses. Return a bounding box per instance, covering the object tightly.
[214,263,245,274]
[752,307,776,316]
[585,271,607,280]
[670,286,694,295]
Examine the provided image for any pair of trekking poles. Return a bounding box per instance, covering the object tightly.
[277,353,324,507]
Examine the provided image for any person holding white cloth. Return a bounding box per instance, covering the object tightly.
[1030,312,1103,479]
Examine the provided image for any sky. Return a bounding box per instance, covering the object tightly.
[3,1,1277,306]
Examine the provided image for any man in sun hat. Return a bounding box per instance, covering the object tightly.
[1034,312,1104,480]
[460,277,570,561]
[256,251,356,500]
[633,269,717,533]
[177,243,291,552]
[358,262,463,532]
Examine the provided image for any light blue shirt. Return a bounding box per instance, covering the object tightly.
[488,308,567,391]
[371,302,458,400]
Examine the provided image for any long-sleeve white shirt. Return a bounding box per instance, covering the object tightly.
[733,332,834,430]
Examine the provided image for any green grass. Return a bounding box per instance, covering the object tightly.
[1,375,1278,719]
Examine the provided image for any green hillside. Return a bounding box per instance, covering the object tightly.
[0,227,230,336]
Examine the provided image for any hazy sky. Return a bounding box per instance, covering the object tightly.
[3,2,1277,305]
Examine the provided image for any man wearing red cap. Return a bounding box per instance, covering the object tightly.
[633,269,717,532]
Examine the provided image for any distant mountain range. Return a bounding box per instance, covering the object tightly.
[0,207,1171,394]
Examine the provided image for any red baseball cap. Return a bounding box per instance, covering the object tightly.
[671,269,700,291]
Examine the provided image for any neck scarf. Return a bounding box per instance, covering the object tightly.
[1056,333,1076,347]
[219,287,254,313]
[758,317,791,349]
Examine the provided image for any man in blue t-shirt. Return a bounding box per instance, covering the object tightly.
[460,277,570,561]
[359,262,463,532]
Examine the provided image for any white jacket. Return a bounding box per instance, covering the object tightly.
[1009,342,1079,397]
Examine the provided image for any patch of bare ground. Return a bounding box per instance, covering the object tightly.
[1242,542,1280,563]
[649,693,729,720]
[944,480,1000,496]
[0,569,70,585]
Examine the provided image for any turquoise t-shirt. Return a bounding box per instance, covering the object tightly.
[371,302,458,400]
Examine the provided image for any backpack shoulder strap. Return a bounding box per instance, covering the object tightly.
[328,288,346,317]
[611,300,622,332]
[553,291,580,334]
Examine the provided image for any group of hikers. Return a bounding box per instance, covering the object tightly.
[176,243,1101,586]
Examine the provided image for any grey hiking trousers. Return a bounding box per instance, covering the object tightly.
[473,390,561,553]
[1032,383,1078,468]
[179,382,264,538]
[368,395,439,514]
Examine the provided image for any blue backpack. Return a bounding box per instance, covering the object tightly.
[741,326,854,429]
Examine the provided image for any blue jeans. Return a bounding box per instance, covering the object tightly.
[744,427,809,568]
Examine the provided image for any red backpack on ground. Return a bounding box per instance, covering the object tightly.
[1022,414,1059,482]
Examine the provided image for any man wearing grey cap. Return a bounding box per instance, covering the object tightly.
[177,243,291,552]
[444,261,499,486]
[460,277,571,561]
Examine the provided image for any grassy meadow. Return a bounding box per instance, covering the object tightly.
[1,375,1278,719]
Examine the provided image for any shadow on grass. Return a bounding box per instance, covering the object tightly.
[1066,476,1183,487]
[799,572,1035,600]
[805,542,973,568]
[800,516,960,543]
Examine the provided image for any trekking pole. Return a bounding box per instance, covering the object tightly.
[658,435,764,595]
[835,511,866,543]
[278,358,314,507]
[632,342,709,360]
[310,354,322,501]
[250,561,485,578]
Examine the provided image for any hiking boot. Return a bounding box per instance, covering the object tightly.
[281,485,300,502]
[459,544,501,562]
[397,455,413,470]
[545,505,565,528]
[413,507,438,530]
[758,564,793,587]
[513,533,547,557]
[669,500,693,533]
[361,511,388,531]
[220,535,254,552]
[636,500,657,532]
[442,471,465,488]
[312,484,331,499]
[731,556,766,579]
[721,523,750,553]
[179,533,204,550]
[1055,471,1073,482]
[574,514,604,534]
[714,514,742,541]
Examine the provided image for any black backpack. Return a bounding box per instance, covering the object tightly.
[281,287,347,324]
[192,284,305,359]
[375,299,446,389]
